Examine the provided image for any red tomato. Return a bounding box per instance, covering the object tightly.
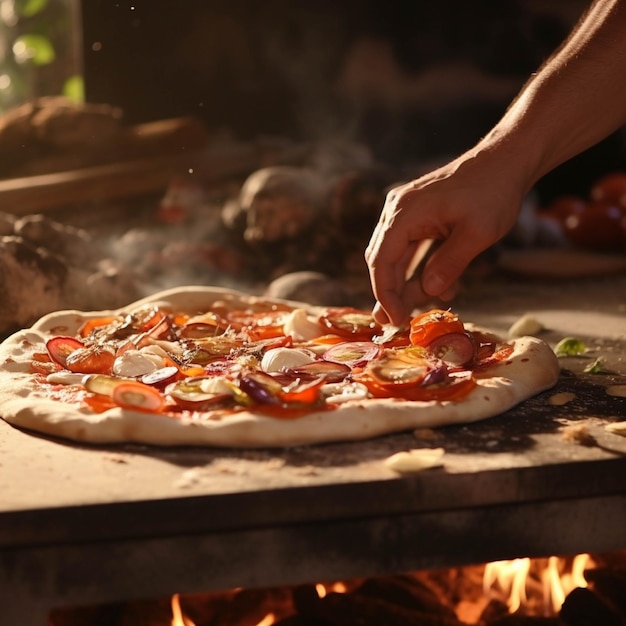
[358,370,477,402]
[78,316,120,338]
[226,309,290,340]
[590,172,626,207]
[46,336,85,368]
[65,345,116,374]
[112,381,165,413]
[564,200,625,250]
[409,310,465,347]
[542,195,587,222]
[319,308,381,341]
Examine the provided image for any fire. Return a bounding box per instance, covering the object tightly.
[483,553,594,615]
[170,593,195,626]
[315,580,348,598]
[254,613,276,626]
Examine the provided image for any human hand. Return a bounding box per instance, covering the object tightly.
[365,151,525,326]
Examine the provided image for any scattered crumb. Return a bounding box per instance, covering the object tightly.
[606,422,626,437]
[413,428,438,440]
[508,313,544,338]
[383,448,445,474]
[606,385,626,398]
[548,392,576,406]
[560,424,596,446]
[212,459,248,475]
[295,465,319,476]
[174,467,205,489]
[265,457,286,470]
[103,453,128,464]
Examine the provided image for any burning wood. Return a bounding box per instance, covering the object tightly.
[48,553,626,626]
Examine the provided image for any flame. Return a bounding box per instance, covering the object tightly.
[315,580,349,598]
[170,593,196,626]
[483,554,594,615]
[483,558,531,613]
[254,613,276,626]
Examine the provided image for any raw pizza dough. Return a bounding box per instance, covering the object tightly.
[0,286,561,448]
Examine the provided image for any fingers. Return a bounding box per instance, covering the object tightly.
[420,227,478,297]
[367,233,421,326]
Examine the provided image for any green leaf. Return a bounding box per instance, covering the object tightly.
[62,75,84,103]
[17,0,49,18]
[554,337,587,357]
[14,34,55,66]
[583,358,606,374]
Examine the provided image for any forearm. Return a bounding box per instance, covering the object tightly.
[479,0,626,192]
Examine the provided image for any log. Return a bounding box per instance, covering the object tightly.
[0,145,262,215]
[559,587,623,626]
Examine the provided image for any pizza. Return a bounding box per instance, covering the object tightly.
[0,286,560,448]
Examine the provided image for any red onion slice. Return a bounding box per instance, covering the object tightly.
[426,331,476,366]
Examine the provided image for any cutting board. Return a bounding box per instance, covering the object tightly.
[498,248,626,278]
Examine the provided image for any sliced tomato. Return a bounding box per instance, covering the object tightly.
[360,370,477,402]
[319,308,381,341]
[78,316,121,338]
[280,376,326,404]
[409,309,465,347]
[323,341,380,368]
[112,381,165,413]
[473,343,514,370]
[362,347,434,390]
[65,345,116,374]
[46,336,85,368]
[226,309,292,341]
[180,312,230,338]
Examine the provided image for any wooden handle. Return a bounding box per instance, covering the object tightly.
[0,146,262,215]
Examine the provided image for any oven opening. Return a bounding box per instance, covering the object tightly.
[48,551,626,625]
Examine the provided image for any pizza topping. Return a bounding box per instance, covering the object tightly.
[409,309,464,347]
[283,308,326,341]
[112,349,164,378]
[372,324,411,347]
[322,381,369,404]
[141,366,179,386]
[78,316,120,338]
[364,347,433,388]
[83,373,131,397]
[180,312,230,338]
[65,344,116,374]
[111,381,165,413]
[166,376,235,407]
[239,370,325,407]
[226,308,290,340]
[46,336,85,368]
[363,369,477,402]
[46,371,85,385]
[261,347,315,373]
[287,360,352,383]
[32,300,509,423]
[323,341,381,368]
[319,308,381,341]
[426,331,476,367]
